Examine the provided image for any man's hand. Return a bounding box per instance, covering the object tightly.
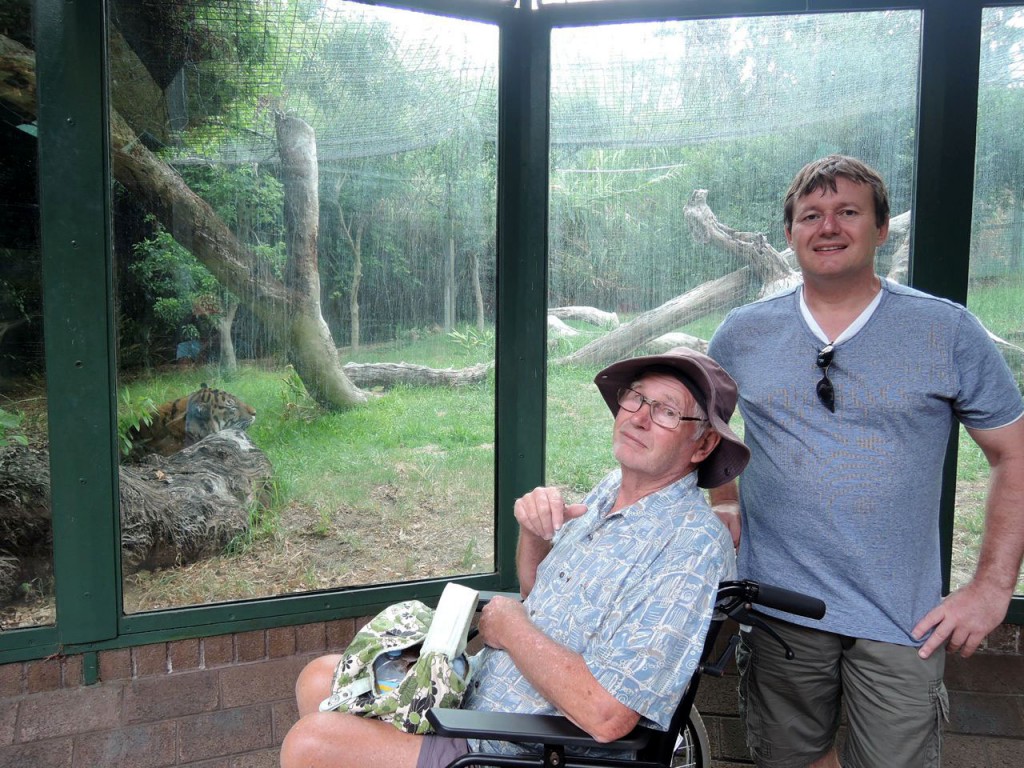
[477,594,530,651]
[912,578,1012,659]
[515,486,588,542]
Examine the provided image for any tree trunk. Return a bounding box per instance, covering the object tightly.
[276,113,367,408]
[470,251,485,332]
[333,177,364,352]
[0,35,365,410]
[0,430,272,601]
[445,233,456,332]
[350,229,362,351]
[217,300,239,372]
[554,269,754,367]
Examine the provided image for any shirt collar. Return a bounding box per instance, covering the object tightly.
[799,280,884,345]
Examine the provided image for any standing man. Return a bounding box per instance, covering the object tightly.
[282,347,750,768]
[707,154,1024,768]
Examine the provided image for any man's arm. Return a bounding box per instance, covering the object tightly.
[514,487,587,596]
[709,481,741,548]
[477,596,640,742]
[914,417,1024,658]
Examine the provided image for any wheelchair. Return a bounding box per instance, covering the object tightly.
[428,579,826,768]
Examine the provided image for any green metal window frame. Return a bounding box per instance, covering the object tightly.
[4,0,1018,666]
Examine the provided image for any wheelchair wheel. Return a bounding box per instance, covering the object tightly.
[670,708,710,768]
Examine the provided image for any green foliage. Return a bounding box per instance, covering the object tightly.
[130,221,223,342]
[181,165,285,244]
[226,494,282,556]
[460,539,479,570]
[279,364,321,422]
[0,407,28,448]
[447,326,495,356]
[116,388,158,456]
[0,278,29,324]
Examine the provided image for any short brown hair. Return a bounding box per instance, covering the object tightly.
[783,155,890,231]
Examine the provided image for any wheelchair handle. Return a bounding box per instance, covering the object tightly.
[750,581,826,620]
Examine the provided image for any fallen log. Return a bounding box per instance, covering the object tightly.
[886,211,912,284]
[548,306,620,329]
[554,268,754,368]
[342,361,494,389]
[684,189,801,298]
[0,429,272,601]
[0,445,51,603]
[548,315,579,339]
[644,333,708,354]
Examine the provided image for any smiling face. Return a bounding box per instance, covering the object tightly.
[786,176,890,286]
[611,372,719,491]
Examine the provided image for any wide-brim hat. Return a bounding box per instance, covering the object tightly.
[594,346,750,489]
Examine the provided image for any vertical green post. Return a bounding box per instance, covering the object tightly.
[494,10,551,591]
[35,0,121,643]
[911,1,983,593]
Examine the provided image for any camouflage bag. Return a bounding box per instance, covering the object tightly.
[318,599,472,735]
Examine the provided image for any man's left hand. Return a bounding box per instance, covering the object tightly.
[912,579,1011,659]
[477,594,530,651]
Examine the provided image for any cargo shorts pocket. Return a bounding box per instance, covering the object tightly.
[923,679,949,768]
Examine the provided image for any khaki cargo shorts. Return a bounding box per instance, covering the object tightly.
[737,615,948,768]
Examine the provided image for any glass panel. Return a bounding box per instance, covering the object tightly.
[109,0,498,612]
[0,4,54,629]
[547,13,921,498]
[957,6,1024,594]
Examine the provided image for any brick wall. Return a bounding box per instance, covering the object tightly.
[697,620,1024,768]
[1,616,1020,768]
[0,619,360,768]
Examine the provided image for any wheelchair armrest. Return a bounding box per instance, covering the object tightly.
[426,708,652,751]
[476,591,523,605]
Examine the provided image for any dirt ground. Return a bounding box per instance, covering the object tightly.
[1,485,493,629]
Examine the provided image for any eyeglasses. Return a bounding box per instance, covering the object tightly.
[616,387,706,430]
[816,344,836,412]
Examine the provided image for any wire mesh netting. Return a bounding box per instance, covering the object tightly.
[110,0,501,165]
[550,14,920,150]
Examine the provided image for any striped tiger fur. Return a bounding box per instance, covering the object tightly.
[128,384,256,458]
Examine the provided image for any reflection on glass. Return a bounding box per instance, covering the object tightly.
[545,13,921,495]
[958,7,1024,594]
[0,6,54,629]
[109,1,498,612]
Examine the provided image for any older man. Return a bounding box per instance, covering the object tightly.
[281,347,749,768]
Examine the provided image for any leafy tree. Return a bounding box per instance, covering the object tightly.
[130,221,223,360]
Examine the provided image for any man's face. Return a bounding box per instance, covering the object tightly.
[612,372,717,489]
[786,176,889,284]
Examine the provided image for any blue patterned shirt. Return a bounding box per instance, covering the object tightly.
[463,469,736,756]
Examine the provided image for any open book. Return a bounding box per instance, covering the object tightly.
[421,582,479,661]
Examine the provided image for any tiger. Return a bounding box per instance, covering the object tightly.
[127,383,256,459]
